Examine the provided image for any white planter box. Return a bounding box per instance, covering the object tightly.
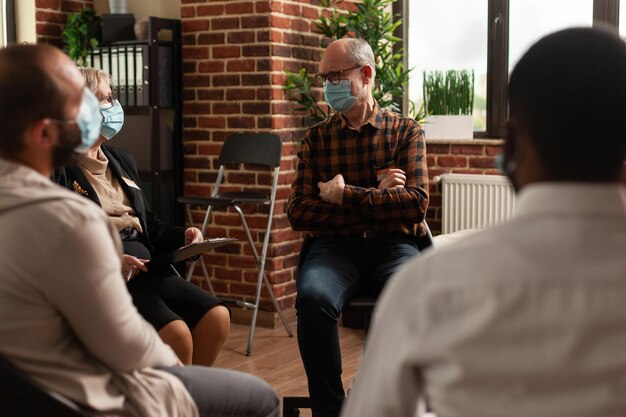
[423,115,473,140]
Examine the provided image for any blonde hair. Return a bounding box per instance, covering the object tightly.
[77,67,112,95]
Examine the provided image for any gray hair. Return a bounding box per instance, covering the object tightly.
[346,38,376,83]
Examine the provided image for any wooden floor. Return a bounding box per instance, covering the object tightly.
[213,314,366,416]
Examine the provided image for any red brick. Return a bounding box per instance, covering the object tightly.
[270,30,282,43]
[181,0,206,3]
[60,0,83,13]
[183,117,197,128]
[272,102,292,115]
[427,144,451,154]
[212,46,240,58]
[225,2,254,14]
[256,30,271,42]
[256,59,271,71]
[291,18,310,32]
[198,61,225,73]
[184,102,211,115]
[469,157,496,168]
[272,44,291,58]
[451,144,484,155]
[302,5,319,19]
[242,45,270,57]
[183,129,210,141]
[242,15,270,28]
[198,143,223,155]
[271,15,291,29]
[197,4,224,16]
[197,89,224,100]
[213,102,241,114]
[212,17,239,30]
[198,116,226,129]
[227,31,255,44]
[182,34,197,46]
[182,19,209,32]
[242,74,270,85]
[181,5,195,18]
[243,102,270,115]
[227,172,256,184]
[228,116,255,129]
[185,156,211,169]
[36,0,60,9]
[255,1,271,13]
[227,59,255,72]
[182,47,209,60]
[198,33,224,45]
[486,145,504,155]
[212,74,240,87]
[283,32,302,45]
[293,47,312,60]
[271,73,287,85]
[303,34,321,47]
[226,88,255,100]
[36,23,62,37]
[437,156,467,168]
[36,11,67,23]
[283,3,301,15]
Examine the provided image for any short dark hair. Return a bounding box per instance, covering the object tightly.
[508,27,626,181]
[0,44,67,157]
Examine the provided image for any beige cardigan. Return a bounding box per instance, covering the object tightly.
[0,158,198,417]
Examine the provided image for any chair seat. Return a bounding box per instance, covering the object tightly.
[178,192,269,207]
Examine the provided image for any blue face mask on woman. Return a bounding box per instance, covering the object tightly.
[324,79,359,113]
[100,99,124,140]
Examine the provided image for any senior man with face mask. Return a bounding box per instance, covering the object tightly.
[287,37,429,417]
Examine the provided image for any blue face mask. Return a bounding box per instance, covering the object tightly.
[100,99,124,140]
[73,88,104,154]
[324,79,358,113]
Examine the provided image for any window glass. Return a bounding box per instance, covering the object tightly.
[509,0,592,70]
[407,0,488,131]
[619,0,626,39]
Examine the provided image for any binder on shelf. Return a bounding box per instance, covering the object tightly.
[118,46,127,106]
[110,47,120,102]
[135,44,149,107]
[101,47,111,78]
[127,47,136,107]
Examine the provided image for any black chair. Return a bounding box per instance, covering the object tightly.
[178,133,293,356]
[0,355,94,417]
[282,223,435,417]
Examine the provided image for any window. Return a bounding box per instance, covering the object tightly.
[406,0,619,138]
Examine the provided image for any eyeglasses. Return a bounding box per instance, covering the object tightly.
[314,66,362,86]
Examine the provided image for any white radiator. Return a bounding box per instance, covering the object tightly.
[435,173,516,234]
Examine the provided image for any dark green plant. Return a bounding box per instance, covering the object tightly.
[63,8,100,66]
[283,0,425,123]
[423,70,474,115]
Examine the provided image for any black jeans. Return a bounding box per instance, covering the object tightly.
[296,236,419,417]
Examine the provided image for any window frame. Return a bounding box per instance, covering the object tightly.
[402,0,620,138]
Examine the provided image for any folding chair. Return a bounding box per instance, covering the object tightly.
[178,133,293,356]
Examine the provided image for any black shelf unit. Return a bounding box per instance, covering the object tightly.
[90,17,183,226]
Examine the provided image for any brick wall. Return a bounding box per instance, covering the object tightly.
[180,0,338,311]
[35,0,94,47]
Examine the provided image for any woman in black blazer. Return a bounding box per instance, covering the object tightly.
[54,68,229,366]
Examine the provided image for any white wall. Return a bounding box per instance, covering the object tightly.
[15,0,36,44]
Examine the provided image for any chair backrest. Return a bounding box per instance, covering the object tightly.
[0,355,92,416]
[218,133,282,167]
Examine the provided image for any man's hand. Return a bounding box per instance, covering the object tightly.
[377,168,406,190]
[184,227,204,245]
[318,174,345,205]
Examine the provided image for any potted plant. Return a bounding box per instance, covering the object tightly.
[63,8,101,66]
[422,69,474,140]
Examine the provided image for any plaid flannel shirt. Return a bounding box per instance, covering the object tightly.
[288,102,429,237]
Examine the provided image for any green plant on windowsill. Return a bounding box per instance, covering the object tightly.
[283,0,426,124]
[423,70,474,115]
[63,8,101,66]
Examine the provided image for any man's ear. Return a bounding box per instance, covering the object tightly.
[26,119,55,151]
[361,65,374,85]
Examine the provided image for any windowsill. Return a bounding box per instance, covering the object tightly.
[426,138,504,145]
